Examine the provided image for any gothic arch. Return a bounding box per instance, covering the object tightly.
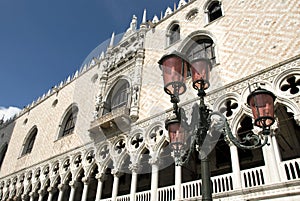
[0,143,8,169]
[203,0,224,23]
[71,152,83,170]
[178,30,219,65]
[127,129,146,164]
[166,20,181,46]
[85,163,98,178]
[110,135,128,170]
[61,157,71,174]
[41,178,50,192]
[82,148,96,167]
[20,126,38,156]
[102,77,132,115]
[57,103,79,139]
[62,171,72,185]
[50,174,61,188]
[96,142,110,164]
[145,122,166,152]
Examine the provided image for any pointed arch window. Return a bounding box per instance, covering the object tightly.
[58,105,78,138]
[206,1,223,23]
[186,37,216,65]
[168,23,180,46]
[0,143,8,168]
[21,127,38,156]
[103,79,130,115]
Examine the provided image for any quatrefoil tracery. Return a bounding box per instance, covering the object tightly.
[280,75,300,95]
[219,99,239,117]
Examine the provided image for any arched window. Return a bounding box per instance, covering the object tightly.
[21,127,38,156]
[168,23,180,46]
[275,104,300,161]
[58,105,78,138]
[206,1,223,23]
[0,143,8,168]
[103,79,130,115]
[185,37,216,65]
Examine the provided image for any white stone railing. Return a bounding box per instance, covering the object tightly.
[241,166,265,188]
[182,172,234,199]
[211,173,234,193]
[280,158,300,181]
[116,194,130,201]
[182,179,202,199]
[135,190,151,201]
[158,185,175,201]
[100,198,112,201]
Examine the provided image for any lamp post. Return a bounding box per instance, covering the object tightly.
[158,51,276,201]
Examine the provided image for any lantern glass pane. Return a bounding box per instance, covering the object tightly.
[249,93,275,127]
[161,56,188,95]
[168,122,185,150]
[191,59,211,90]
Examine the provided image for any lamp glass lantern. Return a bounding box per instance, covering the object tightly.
[166,119,186,152]
[247,88,276,128]
[158,51,189,96]
[190,58,212,90]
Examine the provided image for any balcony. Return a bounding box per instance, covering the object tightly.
[89,105,131,138]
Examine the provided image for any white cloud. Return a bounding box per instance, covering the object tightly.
[0,106,21,121]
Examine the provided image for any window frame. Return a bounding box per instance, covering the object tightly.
[166,22,181,47]
[21,127,38,156]
[184,37,216,65]
[204,0,223,24]
[57,104,79,139]
[0,143,8,168]
[102,79,130,115]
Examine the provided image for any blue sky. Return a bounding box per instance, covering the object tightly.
[0,0,177,110]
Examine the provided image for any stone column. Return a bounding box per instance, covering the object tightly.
[47,187,54,201]
[80,177,90,201]
[68,181,78,201]
[111,170,122,201]
[271,135,282,164]
[38,189,44,201]
[149,158,159,201]
[262,135,280,183]
[229,143,242,189]
[29,192,37,201]
[95,173,106,201]
[57,184,65,201]
[174,165,182,201]
[21,194,29,201]
[129,163,139,201]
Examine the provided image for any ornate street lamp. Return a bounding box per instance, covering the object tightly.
[158,51,276,201]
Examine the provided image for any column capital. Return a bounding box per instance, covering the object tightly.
[111,169,123,178]
[29,191,37,197]
[81,177,90,185]
[57,183,65,191]
[47,186,57,193]
[129,163,140,173]
[95,173,107,182]
[38,189,44,195]
[148,157,160,166]
[69,180,78,188]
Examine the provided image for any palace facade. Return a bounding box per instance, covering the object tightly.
[1,0,300,200]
